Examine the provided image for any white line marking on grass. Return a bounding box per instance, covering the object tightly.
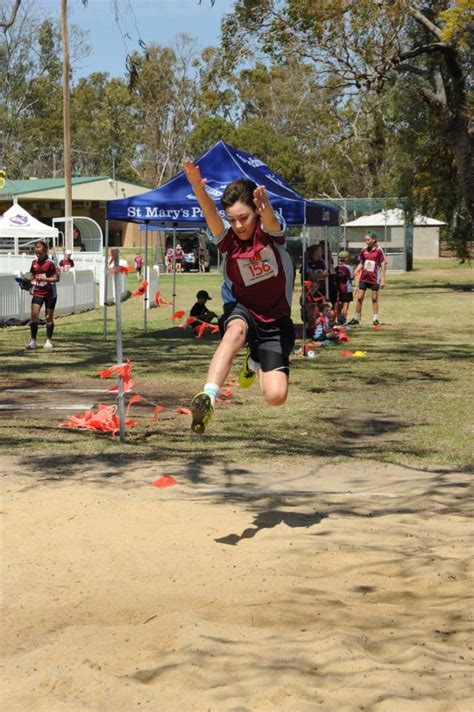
[194,488,400,499]
[0,404,93,411]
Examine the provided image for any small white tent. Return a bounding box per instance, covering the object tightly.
[342,209,446,259]
[0,203,58,252]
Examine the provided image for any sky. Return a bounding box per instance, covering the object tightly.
[38,0,235,79]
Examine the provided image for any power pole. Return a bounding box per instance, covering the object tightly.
[60,0,73,250]
[111,147,118,195]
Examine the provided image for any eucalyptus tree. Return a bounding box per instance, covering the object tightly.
[221,0,473,249]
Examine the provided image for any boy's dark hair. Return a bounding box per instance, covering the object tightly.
[34,240,48,249]
[221,179,257,211]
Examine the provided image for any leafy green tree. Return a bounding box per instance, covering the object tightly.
[222,0,473,251]
[130,34,202,186]
[72,73,140,182]
[0,5,89,178]
[187,116,237,157]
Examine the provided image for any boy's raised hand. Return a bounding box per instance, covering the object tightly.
[182,161,206,190]
[253,185,271,214]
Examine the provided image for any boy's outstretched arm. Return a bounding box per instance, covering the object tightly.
[182,161,224,238]
[253,185,281,234]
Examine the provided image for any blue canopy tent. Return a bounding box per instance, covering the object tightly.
[107,140,339,227]
[104,141,340,337]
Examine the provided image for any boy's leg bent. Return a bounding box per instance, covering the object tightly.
[260,370,289,406]
[256,316,295,407]
[206,316,248,386]
[191,305,251,434]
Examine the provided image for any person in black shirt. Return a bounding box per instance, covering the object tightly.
[190,290,217,324]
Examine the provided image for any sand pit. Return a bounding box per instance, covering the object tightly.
[1,455,473,711]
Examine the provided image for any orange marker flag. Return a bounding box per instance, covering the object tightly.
[154,290,173,306]
[151,405,166,423]
[176,407,192,415]
[99,359,132,380]
[58,404,138,435]
[125,394,146,415]
[132,280,148,297]
[195,322,208,338]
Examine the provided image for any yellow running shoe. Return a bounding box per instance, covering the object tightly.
[190,392,214,434]
[239,350,257,389]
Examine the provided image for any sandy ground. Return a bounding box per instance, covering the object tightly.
[1,454,473,712]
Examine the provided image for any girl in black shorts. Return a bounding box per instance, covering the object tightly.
[26,240,60,350]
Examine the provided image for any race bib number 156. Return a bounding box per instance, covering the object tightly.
[238,245,279,286]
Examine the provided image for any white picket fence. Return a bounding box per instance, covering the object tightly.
[0,252,105,283]
[0,270,96,324]
[0,257,160,321]
[148,266,160,308]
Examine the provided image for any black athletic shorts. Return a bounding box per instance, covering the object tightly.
[358,281,379,292]
[338,293,353,303]
[31,295,57,310]
[223,302,295,375]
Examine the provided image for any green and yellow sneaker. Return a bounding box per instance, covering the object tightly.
[239,350,257,389]
[190,392,214,434]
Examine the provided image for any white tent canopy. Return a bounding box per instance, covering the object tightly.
[0,203,58,239]
[342,208,446,227]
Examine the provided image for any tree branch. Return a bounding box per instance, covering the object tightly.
[406,3,444,40]
[399,42,451,61]
[393,63,428,78]
[1,0,22,31]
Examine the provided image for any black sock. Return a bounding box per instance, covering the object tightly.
[46,323,54,340]
[30,322,38,339]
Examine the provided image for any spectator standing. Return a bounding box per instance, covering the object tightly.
[175,244,184,273]
[335,250,354,324]
[348,231,386,326]
[133,252,143,280]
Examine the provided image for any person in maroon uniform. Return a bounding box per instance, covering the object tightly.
[174,244,184,273]
[348,231,386,326]
[26,240,60,349]
[58,249,75,272]
[335,250,354,324]
[182,161,295,434]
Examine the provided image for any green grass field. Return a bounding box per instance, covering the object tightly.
[1,260,473,468]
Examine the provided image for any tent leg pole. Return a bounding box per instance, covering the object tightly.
[324,228,329,300]
[172,226,177,317]
[103,220,109,341]
[302,227,307,356]
[112,248,126,443]
[144,222,148,335]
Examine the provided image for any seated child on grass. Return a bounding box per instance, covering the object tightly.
[313,302,338,343]
[190,289,218,327]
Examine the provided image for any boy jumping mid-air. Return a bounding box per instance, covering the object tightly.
[182,161,295,434]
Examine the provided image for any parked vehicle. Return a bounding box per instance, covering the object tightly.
[165,233,210,272]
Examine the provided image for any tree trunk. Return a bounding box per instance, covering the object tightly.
[446,114,474,221]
